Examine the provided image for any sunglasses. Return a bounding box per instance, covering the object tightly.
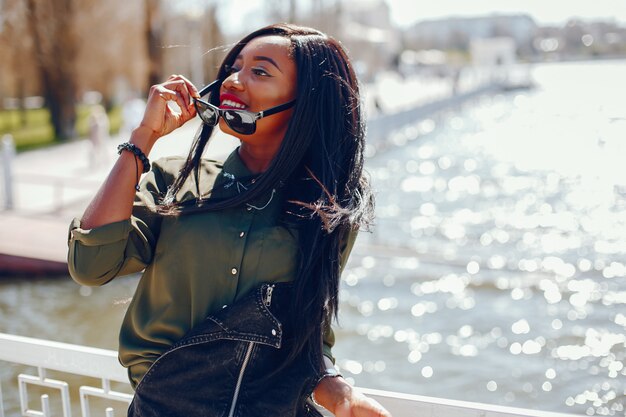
[194,80,296,135]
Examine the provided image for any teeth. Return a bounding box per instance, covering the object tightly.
[222,99,246,109]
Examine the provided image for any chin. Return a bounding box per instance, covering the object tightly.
[218,121,245,141]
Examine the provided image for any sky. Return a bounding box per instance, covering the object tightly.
[198,0,626,35]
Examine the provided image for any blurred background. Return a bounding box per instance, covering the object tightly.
[0,1,625,416]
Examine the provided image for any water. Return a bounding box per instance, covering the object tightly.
[1,60,625,416]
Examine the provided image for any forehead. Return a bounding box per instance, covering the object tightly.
[238,35,293,60]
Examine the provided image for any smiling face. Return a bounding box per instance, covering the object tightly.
[218,35,297,145]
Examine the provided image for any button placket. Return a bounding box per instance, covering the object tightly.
[229,206,254,281]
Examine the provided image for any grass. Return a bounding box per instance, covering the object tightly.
[0,105,122,152]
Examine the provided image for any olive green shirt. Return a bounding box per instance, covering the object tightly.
[67,148,356,389]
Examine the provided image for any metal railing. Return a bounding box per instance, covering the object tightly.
[0,333,580,417]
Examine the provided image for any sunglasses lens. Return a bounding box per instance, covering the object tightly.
[224,111,256,135]
[195,101,218,126]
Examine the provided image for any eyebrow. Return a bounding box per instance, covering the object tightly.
[235,54,283,73]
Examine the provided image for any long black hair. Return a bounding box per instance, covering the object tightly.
[157,23,374,369]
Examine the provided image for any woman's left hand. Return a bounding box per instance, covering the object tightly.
[313,375,392,417]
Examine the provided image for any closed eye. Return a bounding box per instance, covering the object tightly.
[224,64,239,75]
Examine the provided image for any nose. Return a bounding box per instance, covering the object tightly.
[222,71,244,92]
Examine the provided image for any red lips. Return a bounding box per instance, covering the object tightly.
[219,93,248,109]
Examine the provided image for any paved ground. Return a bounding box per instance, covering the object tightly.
[2,120,238,219]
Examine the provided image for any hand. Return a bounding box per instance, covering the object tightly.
[314,376,392,417]
[139,74,200,140]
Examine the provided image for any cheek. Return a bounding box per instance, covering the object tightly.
[258,109,293,134]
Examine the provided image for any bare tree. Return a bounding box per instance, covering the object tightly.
[74,0,147,106]
[145,0,164,89]
[0,0,39,124]
[25,0,79,140]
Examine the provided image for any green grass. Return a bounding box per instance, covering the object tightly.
[0,105,122,152]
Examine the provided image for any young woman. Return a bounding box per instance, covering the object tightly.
[68,23,390,417]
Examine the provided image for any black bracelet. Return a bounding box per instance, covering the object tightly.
[117,142,150,191]
[117,142,150,173]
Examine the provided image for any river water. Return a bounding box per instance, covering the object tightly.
[1,60,625,416]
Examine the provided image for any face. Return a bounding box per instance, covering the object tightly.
[219,35,297,144]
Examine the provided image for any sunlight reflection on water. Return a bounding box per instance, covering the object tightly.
[335,60,626,416]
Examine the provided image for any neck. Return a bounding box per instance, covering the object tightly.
[237,143,278,174]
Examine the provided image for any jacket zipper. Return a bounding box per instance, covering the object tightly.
[227,284,276,417]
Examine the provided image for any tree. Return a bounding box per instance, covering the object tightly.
[25,0,79,140]
[0,0,39,125]
[145,0,164,89]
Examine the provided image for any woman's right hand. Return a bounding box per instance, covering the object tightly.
[139,74,200,141]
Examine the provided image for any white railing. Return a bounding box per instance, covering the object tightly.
[0,333,580,417]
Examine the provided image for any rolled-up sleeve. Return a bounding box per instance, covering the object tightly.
[67,215,158,286]
[67,161,168,286]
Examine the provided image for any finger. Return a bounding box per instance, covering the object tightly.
[154,86,179,103]
[173,91,191,120]
[167,79,194,109]
[177,74,201,99]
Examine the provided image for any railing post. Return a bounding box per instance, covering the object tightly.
[1,134,15,210]
[41,394,51,417]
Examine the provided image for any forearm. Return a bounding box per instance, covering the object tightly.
[81,126,158,229]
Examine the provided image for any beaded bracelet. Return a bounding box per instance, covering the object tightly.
[117,142,151,191]
[117,142,150,173]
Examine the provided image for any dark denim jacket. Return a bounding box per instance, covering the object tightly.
[128,282,325,417]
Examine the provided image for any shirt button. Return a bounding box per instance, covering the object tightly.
[271,329,277,336]
[231,268,238,275]
[239,231,245,238]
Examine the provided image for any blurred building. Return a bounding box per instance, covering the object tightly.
[333,0,401,81]
[404,14,537,53]
[161,4,225,87]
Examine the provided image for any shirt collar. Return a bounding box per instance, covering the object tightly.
[221,146,256,180]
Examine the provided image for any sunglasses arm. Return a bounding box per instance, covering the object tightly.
[198,79,221,97]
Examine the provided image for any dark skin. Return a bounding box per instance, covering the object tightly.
[80,35,391,417]
[218,36,296,174]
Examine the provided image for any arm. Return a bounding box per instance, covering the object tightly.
[314,229,393,417]
[68,75,199,285]
[67,163,165,285]
[81,75,199,229]
[313,357,391,417]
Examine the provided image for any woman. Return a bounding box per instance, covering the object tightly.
[68,23,390,417]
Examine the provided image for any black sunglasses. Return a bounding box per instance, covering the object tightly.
[194,80,296,135]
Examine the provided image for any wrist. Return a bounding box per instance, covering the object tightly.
[129,125,159,155]
[312,374,352,413]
